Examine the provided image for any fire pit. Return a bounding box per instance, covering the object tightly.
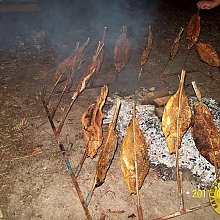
[104,93,220,186]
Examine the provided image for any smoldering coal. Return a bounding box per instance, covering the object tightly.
[103,94,220,185]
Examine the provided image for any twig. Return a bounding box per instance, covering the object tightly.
[75,150,87,177]
[46,69,65,105]
[211,139,219,178]
[50,82,69,120]
[35,120,48,129]
[102,27,107,43]
[100,213,106,220]
[41,92,57,134]
[161,59,170,77]
[153,202,210,220]
[182,49,191,70]
[86,182,96,206]
[10,151,43,162]
[139,25,153,79]
[138,67,143,80]
[0,172,9,176]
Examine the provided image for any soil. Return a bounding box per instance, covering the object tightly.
[0,0,220,219]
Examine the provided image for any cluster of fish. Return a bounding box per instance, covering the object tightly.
[44,11,220,220]
[187,12,219,68]
[162,70,220,174]
[81,85,149,193]
[80,85,149,219]
[79,69,220,219]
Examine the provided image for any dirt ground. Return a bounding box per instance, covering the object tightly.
[0,0,220,219]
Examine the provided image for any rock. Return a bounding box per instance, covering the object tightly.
[149,86,156,92]
[0,209,3,219]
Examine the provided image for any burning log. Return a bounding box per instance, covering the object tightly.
[114,26,131,73]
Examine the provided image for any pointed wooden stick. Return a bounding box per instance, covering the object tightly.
[138,67,143,80]
[191,81,202,102]
[46,69,66,105]
[153,202,210,220]
[102,27,107,43]
[65,159,93,220]
[175,70,186,212]
[74,149,87,177]
[133,103,144,220]
[161,59,170,77]
[86,181,96,206]
[182,49,191,70]
[210,138,219,178]
[139,25,153,79]
[161,27,184,77]
[41,92,57,134]
[50,84,69,120]
[50,74,74,120]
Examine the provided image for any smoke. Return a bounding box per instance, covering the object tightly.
[0,0,160,56]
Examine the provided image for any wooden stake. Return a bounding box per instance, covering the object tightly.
[161,58,171,77]
[85,182,96,206]
[46,69,65,105]
[75,150,87,177]
[133,103,144,220]
[153,202,210,220]
[138,67,143,80]
[65,159,93,220]
[182,49,191,70]
[175,70,186,212]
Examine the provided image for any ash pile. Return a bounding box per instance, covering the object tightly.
[103,91,220,186]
